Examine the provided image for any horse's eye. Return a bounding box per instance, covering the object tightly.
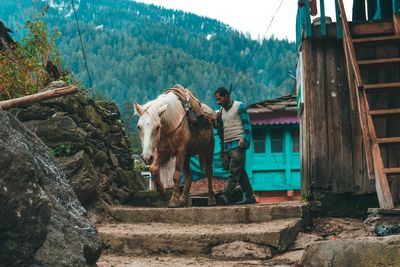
[137,125,141,130]
[156,125,160,130]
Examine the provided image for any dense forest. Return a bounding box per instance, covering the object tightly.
[1,0,296,107]
[1,0,296,150]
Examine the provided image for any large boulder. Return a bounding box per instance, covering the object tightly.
[300,236,400,267]
[0,110,102,266]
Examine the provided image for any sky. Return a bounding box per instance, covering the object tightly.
[134,0,353,41]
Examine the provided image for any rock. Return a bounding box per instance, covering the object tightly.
[93,150,108,167]
[43,80,67,91]
[22,116,87,149]
[58,151,99,206]
[300,236,400,267]
[10,105,57,121]
[291,233,322,250]
[81,105,103,127]
[0,110,101,267]
[108,151,119,167]
[211,241,273,260]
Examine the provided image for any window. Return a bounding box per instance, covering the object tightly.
[292,128,300,152]
[253,128,265,153]
[270,128,284,153]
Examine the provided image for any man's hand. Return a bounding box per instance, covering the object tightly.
[216,110,222,119]
[239,138,245,149]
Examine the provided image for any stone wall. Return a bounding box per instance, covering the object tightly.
[9,81,146,213]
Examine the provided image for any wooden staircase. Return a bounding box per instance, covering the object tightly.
[337,0,400,209]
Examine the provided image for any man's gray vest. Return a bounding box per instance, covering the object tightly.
[221,101,244,143]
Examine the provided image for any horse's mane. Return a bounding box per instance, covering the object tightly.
[143,92,185,130]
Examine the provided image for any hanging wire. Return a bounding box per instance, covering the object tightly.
[229,0,285,95]
[69,0,93,95]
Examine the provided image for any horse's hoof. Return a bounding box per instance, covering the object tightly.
[179,195,192,207]
[208,196,217,206]
[168,194,180,208]
[186,196,192,207]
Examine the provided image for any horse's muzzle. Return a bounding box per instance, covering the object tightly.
[142,154,154,165]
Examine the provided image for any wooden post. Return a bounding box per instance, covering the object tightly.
[0,86,78,110]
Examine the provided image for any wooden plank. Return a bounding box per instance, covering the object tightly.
[350,21,394,36]
[353,35,400,46]
[364,82,400,93]
[325,40,339,192]
[0,86,78,110]
[358,90,375,181]
[358,58,400,68]
[369,108,400,117]
[376,137,400,144]
[337,42,356,192]
[384,168,400,174]
[314,41,329,190]
[301,39,313,196]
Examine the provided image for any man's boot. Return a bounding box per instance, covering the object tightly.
[220,180,237,205]
[236,194,257,205]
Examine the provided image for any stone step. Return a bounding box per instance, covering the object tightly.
[110,202,308,224]
[97,254,275,267]
[99,219,302,256]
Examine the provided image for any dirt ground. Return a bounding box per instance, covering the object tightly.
[97,217,368,267]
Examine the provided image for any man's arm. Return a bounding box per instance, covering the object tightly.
[238,102,251,149]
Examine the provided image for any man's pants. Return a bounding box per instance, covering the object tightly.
[225,147,254,199]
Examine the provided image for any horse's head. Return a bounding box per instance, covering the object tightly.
[134,102,168,165]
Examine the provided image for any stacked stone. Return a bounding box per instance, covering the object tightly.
[10,81,146,208]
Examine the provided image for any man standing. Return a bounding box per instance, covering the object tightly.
[215,87,256,205]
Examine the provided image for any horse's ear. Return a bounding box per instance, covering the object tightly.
[134,102,143,116]
[158,104,168,117]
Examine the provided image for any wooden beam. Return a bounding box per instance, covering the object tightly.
[359,90,375,180]
[358,57,400,68]
[376,137,400,144]
[384,168,400,174]
[364,82,400,93]
[0,86,78,110]
[350,21,394,36]
[353,35,400,47]
[369,108,400,118]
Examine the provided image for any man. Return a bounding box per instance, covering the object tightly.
[215,87,256,205]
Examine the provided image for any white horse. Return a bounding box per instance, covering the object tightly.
[134,89,216,207]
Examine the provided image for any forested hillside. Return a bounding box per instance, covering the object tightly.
[1,0,296,110]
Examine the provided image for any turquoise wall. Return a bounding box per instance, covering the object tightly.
[245,124,301,191]
[189,125,301,192]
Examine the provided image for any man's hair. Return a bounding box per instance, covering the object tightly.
[214,87,229,97]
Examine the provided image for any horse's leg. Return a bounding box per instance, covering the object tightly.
[150,149,167,200]
[205,131,216,206]
[202,153,216,206]
[179,156,192,207]
[168,150,186,208]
